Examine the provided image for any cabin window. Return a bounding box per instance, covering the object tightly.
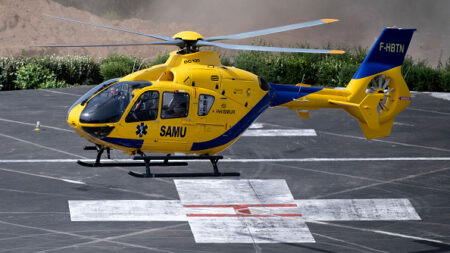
[198,94,215,116]
[161,92,189,119]
[125,91,159,122]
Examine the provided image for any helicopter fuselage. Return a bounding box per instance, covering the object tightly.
[67,50,326,155]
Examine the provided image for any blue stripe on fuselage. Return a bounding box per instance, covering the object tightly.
[269,83,322,106]
[190,83,322,151]
[190,92,271,151]
[102,137,144,148]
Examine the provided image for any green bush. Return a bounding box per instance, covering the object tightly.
[404,61,442,91]
[100,54,141,80]
[0,57,29,90]
[35,55,102,86]
[0,55,101,90]
[14,63,67,89]
[439,70,450,91]
[0,49,448,91]
[149,53,170,66]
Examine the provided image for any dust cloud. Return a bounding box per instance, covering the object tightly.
[3,0,449,65]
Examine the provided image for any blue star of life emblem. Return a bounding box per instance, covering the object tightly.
[136,123,148,137]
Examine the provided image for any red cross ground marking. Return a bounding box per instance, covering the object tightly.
[184,204,302,218]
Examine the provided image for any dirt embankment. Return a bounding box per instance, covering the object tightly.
[0,0,197,59]
[0,0,448,65]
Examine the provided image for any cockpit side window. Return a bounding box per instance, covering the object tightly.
[198,94,215,116]
[126,91,160,122]
[161,92,189,119]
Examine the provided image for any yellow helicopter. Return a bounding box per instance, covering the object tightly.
[38,15,415,177]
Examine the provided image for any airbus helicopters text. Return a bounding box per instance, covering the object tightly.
[38,15,415,177]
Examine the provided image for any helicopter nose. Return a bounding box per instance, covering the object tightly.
[67,105,81,128]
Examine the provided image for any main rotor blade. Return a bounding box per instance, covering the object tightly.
[44,14,173,41]
[33,40,184,48]
[204,19,339,41]
[197,41,345,54]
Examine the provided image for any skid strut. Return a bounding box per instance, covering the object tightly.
[78,145,112,167]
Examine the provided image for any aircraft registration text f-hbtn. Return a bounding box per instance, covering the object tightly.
[379,42,405,53]
[37,16,415,177]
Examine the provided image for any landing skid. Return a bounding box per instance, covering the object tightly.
[78,146,240,178]
[129,155,240,178]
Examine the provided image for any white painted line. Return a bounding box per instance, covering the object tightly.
[369,229,445,244]
[39,89,81,96]
[0,159,81,163]
[313,166,450,199]
[69,200,186,221]
[249,123,264,129]
[0,167,85,185]
[296,199,421,221]
[1,157,450,164]
[310,220,444,244]
[312,232,388,253]
[221,157,450,162]
[0,117,74,132]
[0,133,86,159]
[430,92,450,102]
[62,179,86,185]
[243,129,316,136]
[407,107,450,116]
[318,131,450,153]
[393,122,414,127]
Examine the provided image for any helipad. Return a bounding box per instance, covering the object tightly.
[69,179,420,243]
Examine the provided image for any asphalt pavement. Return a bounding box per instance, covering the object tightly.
[0,86,448,252]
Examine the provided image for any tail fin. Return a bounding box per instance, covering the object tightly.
[342,27,415,139]
[275,27,415,139]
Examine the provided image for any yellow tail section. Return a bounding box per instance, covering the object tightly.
[279,27,415,139]
[283,66,411,139]
[334,66,411,139]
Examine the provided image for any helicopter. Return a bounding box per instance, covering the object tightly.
[38,15,415,177]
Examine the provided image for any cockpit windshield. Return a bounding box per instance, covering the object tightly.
[80,81,152,124]
[67,78,119,118]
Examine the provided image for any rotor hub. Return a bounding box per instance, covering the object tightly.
[172,31,204,41]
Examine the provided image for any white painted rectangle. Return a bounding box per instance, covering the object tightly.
[188,217,314,243]
[296,199,421,221]
[242,129,316,137]
[69,200,187,221]
[175,180,295,204]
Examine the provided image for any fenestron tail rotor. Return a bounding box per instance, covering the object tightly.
[365,75,394,115]
[35,15,344,54]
